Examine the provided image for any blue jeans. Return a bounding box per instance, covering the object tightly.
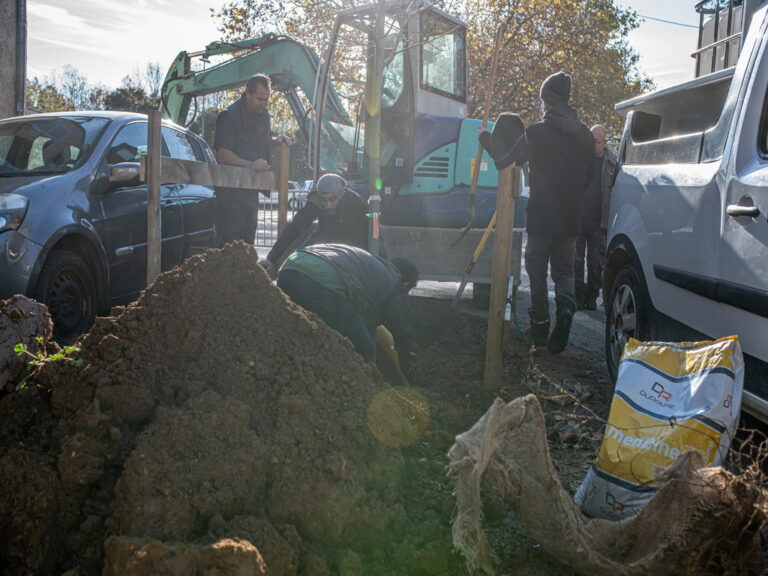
[277,269,376,361]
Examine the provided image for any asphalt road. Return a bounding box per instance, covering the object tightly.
[412,278,607,358]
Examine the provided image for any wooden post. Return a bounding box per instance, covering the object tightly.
[484,165,520,391]
[277,141,289,235]
[146,111,162,287]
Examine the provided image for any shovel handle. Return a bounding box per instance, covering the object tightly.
[469,23,507,200]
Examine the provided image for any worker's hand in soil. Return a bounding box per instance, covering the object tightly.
[259,258,277,279]
[398,350,418,382]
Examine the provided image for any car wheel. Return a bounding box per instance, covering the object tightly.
[605,264,652,381]
[33,250,97,344]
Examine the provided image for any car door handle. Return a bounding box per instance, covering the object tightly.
[727,205,760,218]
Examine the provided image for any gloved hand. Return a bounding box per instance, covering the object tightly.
[259,258,277,280]
[478,129,493,151]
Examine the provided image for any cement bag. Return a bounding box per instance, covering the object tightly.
[574,336,744,520]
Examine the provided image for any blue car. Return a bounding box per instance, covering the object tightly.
[0,111,217,342]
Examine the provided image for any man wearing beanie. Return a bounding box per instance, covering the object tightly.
[478,71,595,354]
[262,173,369,274]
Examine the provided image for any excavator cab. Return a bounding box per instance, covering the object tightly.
[310,1,469,189]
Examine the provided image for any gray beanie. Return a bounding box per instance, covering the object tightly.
[540,72,572,106]
[316,173,346,198]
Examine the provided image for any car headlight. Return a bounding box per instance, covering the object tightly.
[0,194,28,232]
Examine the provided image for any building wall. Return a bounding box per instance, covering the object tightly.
[0,0,25,119]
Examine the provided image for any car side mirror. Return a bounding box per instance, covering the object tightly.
[91,162,142,195]
[109,162,141,186]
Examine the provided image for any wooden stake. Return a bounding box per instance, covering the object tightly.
[484,165,520,392]
[146,110,162,287]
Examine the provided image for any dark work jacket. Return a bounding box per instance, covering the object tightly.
[298,243,416,353]
[213,95,272,208]
[599,148,618,231]
[267,189,368,264]
[581,156,604,232]
[506,107,594,236]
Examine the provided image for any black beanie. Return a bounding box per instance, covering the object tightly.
[539,72,572,106]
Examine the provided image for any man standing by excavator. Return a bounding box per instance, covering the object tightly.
[213,74,291,246]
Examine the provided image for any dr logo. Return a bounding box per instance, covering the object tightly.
[652,382,672,401]
[605,492,625,516]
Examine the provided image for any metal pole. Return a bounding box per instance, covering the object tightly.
[368,194,381,256]
[147,111,162,286]
[277,141,289,235]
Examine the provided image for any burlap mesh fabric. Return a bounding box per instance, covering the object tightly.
[448,395,766,575]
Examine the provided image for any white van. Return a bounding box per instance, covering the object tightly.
[605,0,768,420]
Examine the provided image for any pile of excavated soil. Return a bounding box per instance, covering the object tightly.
[0,243,416,575]
[8,242,761,575]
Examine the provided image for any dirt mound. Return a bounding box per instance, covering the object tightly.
[0,295,51,393]
[0,243,405,575]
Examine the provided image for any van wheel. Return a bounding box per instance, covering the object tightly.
[34,250,97,344]
[605,264,652,381]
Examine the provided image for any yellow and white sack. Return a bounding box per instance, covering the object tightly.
[574,336,744,520]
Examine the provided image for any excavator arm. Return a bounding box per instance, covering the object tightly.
[160,35,351,150]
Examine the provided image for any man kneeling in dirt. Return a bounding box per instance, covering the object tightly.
[277,243,418,376]
[261,173,368,276]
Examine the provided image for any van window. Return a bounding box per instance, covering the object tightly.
[759,86,768,157]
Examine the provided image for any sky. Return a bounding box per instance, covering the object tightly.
[26,0,700,92]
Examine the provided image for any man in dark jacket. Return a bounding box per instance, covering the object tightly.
[575,125,618,310]
[213,74,291,246]
[479,71,594,353]
[262,173,368,273]
[276,243,418,374]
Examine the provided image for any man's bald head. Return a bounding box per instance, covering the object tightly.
[591,125,607,157]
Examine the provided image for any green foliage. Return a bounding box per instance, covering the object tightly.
[14,337,84,391]
[26,62,164,114]
[211,0,653,143]
[460,0,654,139]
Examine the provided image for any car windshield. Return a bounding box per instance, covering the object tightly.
[0,116,110,177]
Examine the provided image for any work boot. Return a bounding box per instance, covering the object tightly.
[526,319,549,348]
[548,310,573,354]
